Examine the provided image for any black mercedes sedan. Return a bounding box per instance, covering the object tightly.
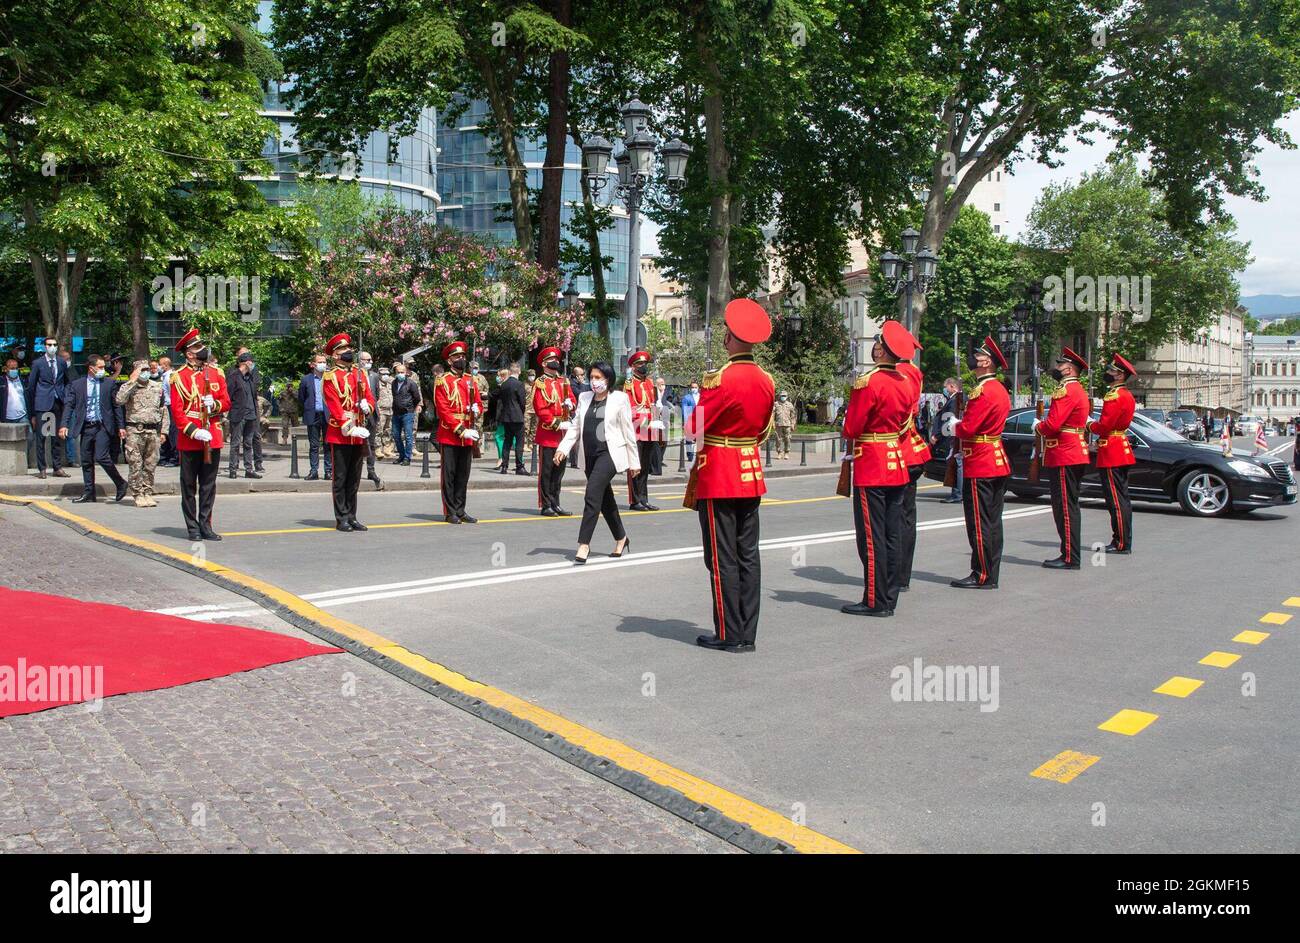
[924,407,1297,517]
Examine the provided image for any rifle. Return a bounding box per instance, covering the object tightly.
[836,439,852,497]
[352,366,372,459]
[682,460,699,510]
[1028,397,1046,481]
[943,391,966,488]
[198,367,217,464]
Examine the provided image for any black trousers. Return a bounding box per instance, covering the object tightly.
[252,422,264,469]
[500,420,525,470]
[852,484,905,612]
[963,476,1007,584]
[160,422,177,463]
[78,423,125,492]
[628,440,656,506]
[36,409,64,471]
[579,450,626,545]
[440,443,472,519]
[307,418,331,475]
[697,496,762,645]
[227,417,256,473]
[1048,464,1085,564]
[179,447,220,536]
[1099,465,1133,552]
[899,465,925,588]
[538,445,566,510]
[331,442,366,524]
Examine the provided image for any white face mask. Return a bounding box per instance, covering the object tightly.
[315,362,326,373]
[590,379,607,394]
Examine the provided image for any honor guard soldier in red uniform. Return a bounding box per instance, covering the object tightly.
[947,337,1012,588]
[533,346,576,516]
[895,332,932,592]
[692,299,776,652]
[624,350,661,510]
[435,340,484,523]
[1088,353,1137,555]
[1034,346,1091,569]
[323,333,376,532]
[841,320,916,617]
[169,328,230,541]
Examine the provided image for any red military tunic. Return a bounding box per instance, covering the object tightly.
[1088,384,1136,468]
[624,376,657,442]
[843,365,913,487]
[169,365,230,451]
[324,367,376,446]
[434,371,483,447]
[895,361,932,466]
[954,374,1011,478]
[693,354,776,500]
[1039,377,1091,466]
[532,373,575,449]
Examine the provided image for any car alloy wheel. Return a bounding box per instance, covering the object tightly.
[1181,470,1230,516]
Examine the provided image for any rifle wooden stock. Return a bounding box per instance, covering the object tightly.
[836,443,852,497]
[943,392,966,488]
[1028,398,1046,482]
[682,462,699,509]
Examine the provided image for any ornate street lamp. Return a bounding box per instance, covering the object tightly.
[880,231,940,339]
[562,277,580,310]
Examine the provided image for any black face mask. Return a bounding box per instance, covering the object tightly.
[967,356,981,371]
[340,351,355,364]
[1105,372,1121,386]
[195,347,210,363]
[1049,367,1064,382]
[450,357,466,373]
[634,365,648,378]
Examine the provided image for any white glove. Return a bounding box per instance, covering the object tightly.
[202,394,215,410]
[463,428,481,442]
[564,398,575,410]
[1031,418,1042,433]
[558,421,573,431]
[942,417,957,437]
[649,420,666,431]
[192,428,213,443]
[470,403,481,416]
[351,426,370,440]
[360,401,372,415]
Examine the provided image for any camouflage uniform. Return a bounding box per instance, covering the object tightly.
[773,396,797,458]
[114,363,167,506]
[524,376,538,448]
[277,384,300,439]
[375,371,395,458]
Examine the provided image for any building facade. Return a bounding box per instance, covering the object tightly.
[1246,334,1300,423]
[1131,307,1246,414]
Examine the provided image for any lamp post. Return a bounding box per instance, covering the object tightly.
[582,100,691,373]
[880,227,939,339]
[999,284,1055,407]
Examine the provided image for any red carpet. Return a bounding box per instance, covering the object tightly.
[0,587,341,718]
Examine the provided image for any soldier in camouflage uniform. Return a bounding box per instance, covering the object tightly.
[773,390,797,459]
[114,358,167,507]
[375,366,395,458]
[277,381,300,440]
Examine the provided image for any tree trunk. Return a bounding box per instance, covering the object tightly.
[478,56,534,260]
[537,0,571,272]
[129,264,151,359]
[699,37,733,320]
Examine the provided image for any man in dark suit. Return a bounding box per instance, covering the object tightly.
[930,376,963,504]
[59,353,127,503]
[225,352,261,479]
[297,353,331,479]
[25,334,71,479]
[496,365,527,474]
[390,362,421,465]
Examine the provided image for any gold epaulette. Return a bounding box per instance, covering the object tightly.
[1103,389,1119,401]
[968,382,985,399]
[1051,387,1066,399]
[701,364,727,389]
[852,366,880,389]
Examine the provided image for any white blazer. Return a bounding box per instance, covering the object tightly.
[558,390,641,474]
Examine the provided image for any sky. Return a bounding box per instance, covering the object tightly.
[1002,111,1300,299]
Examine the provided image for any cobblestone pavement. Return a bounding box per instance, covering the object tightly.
[0,506,733,853]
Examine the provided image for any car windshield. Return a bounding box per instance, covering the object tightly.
[1129,412,1188,443]
[1171,411,1197,423]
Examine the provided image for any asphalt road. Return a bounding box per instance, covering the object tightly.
[53,438,1300,852]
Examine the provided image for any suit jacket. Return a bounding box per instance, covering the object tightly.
[558,390,640,474]
[298,372,328,425]
[61,375,125,439]
[495,375,526,424]
[26,355,69,413]
[226,366,258,421]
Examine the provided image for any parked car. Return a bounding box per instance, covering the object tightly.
[1136,407,1168,426]
[1235,416,1262,439]
[924,408,1297,517]
[1169,409,1205,441]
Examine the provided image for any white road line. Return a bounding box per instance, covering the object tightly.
[164,506,1052,618]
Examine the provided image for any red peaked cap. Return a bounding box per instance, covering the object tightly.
[976,335,1008,370]
[538,346,563,364]
[1056,346,1089,371]
[1111,353,1136,377]
[628,350,652,366]
[725,298,772,344]
[325,333,352,356]
[442,341,468,361]
[175,328,202,353]
[878,320,915,360]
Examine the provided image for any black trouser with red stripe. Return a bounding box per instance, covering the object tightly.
[440,443,472,519]
[1048,464,1085,563]
[853,484,905,612]
[962,476,1007,584]
[628,440,657,506]
[179,447,219,537]
[697,497,762,645]
[330,442,365,524]
[1100,465,1132,551]
[538,445,565,510]
[899,464,925,588]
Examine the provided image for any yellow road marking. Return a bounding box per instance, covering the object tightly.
[1259,612,1292,625]
[1199,651,1241,668]
[1154,676,1203,698]
[1031,750,1100,783]
[1283,596,1300,608]
[1098,709,1158,736]
[1232,630,1270,645]
[0,490,857,854]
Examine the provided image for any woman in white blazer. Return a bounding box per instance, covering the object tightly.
[555,361,640,564]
